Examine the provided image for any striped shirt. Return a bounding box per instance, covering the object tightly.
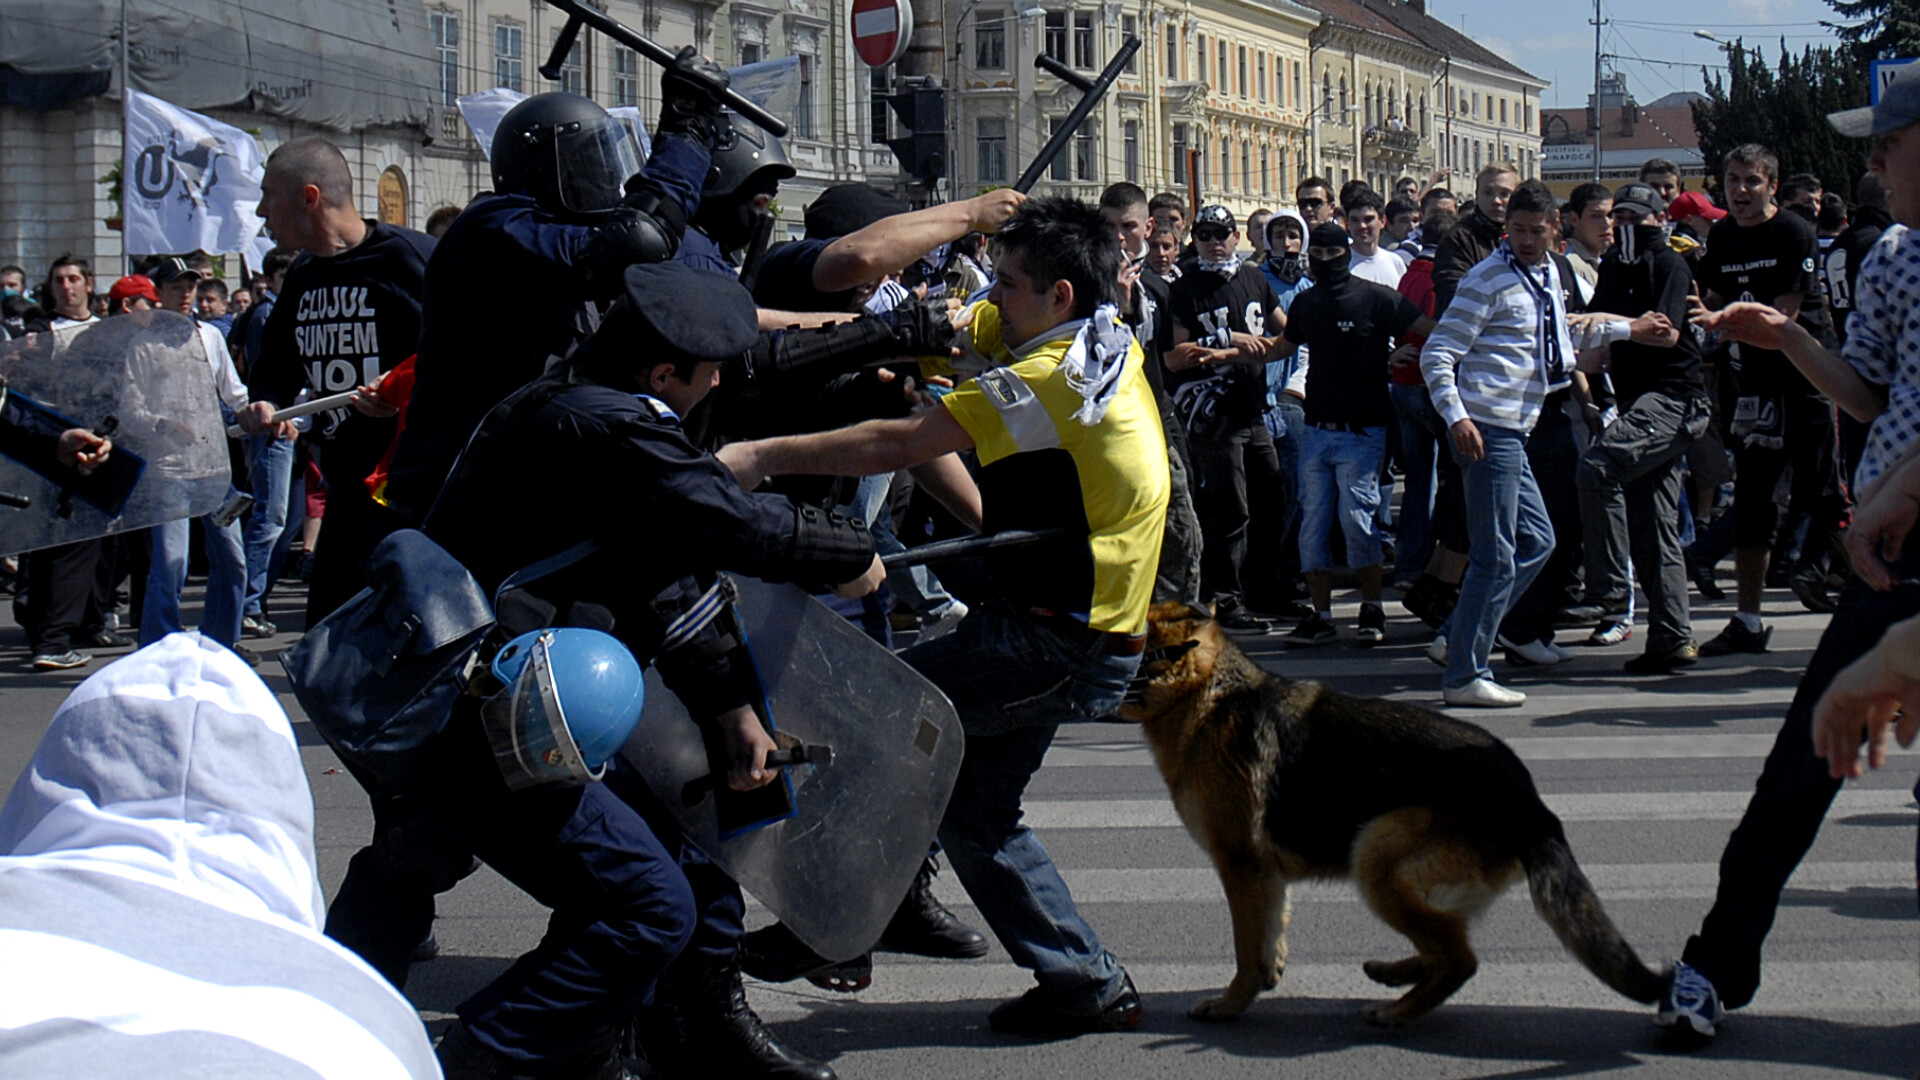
[1842,224,1920,492]
[1420,246,1582,433]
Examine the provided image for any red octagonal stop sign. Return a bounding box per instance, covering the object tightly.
[851,0,912,68]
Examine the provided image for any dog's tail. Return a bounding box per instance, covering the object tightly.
[1521,830,1668,1003]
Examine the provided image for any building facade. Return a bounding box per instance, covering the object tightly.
[945,0,1319,226]
[1540,78,1707,198]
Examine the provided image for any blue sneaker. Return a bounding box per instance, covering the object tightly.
[1656,961,1724,1037]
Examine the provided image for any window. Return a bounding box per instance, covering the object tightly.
[613,46,638,107]
[1292,61,1302,110]
[1044,11,1067,61]
[553,31,585,95]
[1124,120,1140,182]
[1196,33,1206,84]
[795,52,816,138]
[1500,98,1508,125]
[1524,103,1533,132]
[1472,92,1480,118]
[1277,144,1288,193]
[1261,144,1270,194]
[1339,75,1348,117]
[1237,46,1247,97]
[493,21,523,92]
[429,12,459,106]
[1172,122,1188,184]
[1323,70,1331,117]
[1219,43,1228,90]
[869,64,892,143]
[975,12,1006,69]
[1048,117,1096,181]
[1165,24,1179,76]
[1121,15,1137,72]
[1220,136,1231,190]
[740,41,762,66]
[1075,122,1096,181]
[1364,80,1373,127]
[978,116,1008,183]
[1072,11,1094,68]
[1239,141,1250,193]
[1419,93,1427,136]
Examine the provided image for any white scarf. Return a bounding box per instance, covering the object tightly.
[1061,302,1132,426]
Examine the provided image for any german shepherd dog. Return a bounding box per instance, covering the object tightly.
[1124,604,1668,1026]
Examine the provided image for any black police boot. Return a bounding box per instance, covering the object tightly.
[878,855,990,959]
[681,956,837,1080]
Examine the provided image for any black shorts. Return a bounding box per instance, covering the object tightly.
[1731,394,1842,549]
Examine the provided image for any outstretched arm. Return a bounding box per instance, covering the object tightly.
[717,405,974,490]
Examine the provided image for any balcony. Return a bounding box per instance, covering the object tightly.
[1363,126,1421,155]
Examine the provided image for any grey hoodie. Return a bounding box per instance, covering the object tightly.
[0,632,439,1079]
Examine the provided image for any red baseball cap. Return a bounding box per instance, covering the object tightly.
[1668,191,1726,222]
[108,274,158,304]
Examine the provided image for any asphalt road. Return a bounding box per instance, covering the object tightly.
[2,578,1914,1079]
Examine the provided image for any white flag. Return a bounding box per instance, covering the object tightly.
[123,90,267,257]
[459,87,653,164]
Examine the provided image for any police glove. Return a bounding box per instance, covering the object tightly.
[657,46,731,146]
[880,296,960,357]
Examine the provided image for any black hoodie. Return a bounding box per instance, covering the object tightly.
[1828,205,1896,342]
[1430,205,1504,317]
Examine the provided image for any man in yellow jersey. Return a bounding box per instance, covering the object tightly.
[718,196,1168,1036]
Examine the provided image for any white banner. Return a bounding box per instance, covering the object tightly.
[122,90,267,257]
[458,89,654,164]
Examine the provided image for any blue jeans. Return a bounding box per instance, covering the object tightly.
[848,472,956,618]
[1446,425,1554,690]
[142,510,246,649]
[1297,423,1386,574]
[242,433,296,619]
[1390,384,1445,581]
[900,604,1138,1009]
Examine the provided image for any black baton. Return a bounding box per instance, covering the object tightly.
[881,528,1067,570]
[538,0,790,137]
[1013,37,1141,194]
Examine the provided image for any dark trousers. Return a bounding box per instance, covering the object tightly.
[21,538,112,653]
[1731,395,1846,569]
[1576,392,1711,653]
[307,444,388,625]
[1682,555,1920,1008]
[1501,398,1583,643]
[325,707,740,1069]
[1191,421,1290,612]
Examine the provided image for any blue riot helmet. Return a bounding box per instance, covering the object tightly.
[482,628,646,790]
[491,92,645,220]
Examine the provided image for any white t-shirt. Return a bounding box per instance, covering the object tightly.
[1350,248,1406,289]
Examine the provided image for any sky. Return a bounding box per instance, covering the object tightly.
[1422,0,1852,110]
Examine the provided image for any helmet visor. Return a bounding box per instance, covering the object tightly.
[483,632,598,791]
[553,120,645,216]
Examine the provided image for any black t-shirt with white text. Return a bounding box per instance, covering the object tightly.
[1700,211,1821,399]
[252,221,434,480]
[1167,264,1278,423]
[1283,280,1422,427]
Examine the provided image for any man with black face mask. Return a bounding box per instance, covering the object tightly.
[1575,182,1713,675]
[677,114,796,281]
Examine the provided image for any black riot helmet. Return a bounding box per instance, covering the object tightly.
[492,92,644,219]
[693,113,797,251]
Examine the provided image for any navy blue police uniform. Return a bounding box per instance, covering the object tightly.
[330,264,874,1077]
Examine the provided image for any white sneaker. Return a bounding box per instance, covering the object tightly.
[1426,635,1448,666]
[918,600,969,641]
[1543,639,1578,662]
[1655,961,1724,1037]
[1443,677,1526,708]
[1498,635,1565,666]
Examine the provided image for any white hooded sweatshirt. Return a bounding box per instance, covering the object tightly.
[0,632,439,1079]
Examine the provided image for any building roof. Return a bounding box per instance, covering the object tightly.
[1362,1,1544,85]
[1541,103,1702,155]
[1295,0,1427,50]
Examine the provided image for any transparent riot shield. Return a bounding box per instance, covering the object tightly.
[0,312,230,556]
[621,576,965,962]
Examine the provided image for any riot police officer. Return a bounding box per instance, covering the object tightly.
[341,262,879,1080]
[380,48,730,528]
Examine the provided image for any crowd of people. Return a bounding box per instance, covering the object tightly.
[3,42,1920,1080]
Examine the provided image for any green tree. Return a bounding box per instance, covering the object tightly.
[1826,0,1920,63]
[1692,41,1870,202]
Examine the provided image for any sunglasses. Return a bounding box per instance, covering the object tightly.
[1298,197,1326,210]
[1192,227,1233,242]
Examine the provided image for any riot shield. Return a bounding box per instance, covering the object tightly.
[621,577,965,962]
[0,313,230,556]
